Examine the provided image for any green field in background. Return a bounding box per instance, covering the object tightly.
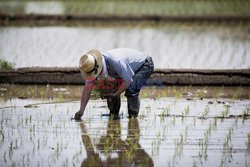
[0,0,249,16]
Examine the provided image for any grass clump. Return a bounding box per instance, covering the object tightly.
[247,133,250,150]
[200,105,209,119]
[0,59,14,70]
[159,106,170,119]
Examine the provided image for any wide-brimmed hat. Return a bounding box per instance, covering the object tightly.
[79,49,103,80]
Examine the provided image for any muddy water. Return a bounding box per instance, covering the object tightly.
[0,95,250,166]
[0,25,249,69]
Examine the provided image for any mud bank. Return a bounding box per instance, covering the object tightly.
[0,67,249,86]
[1,14,250,26]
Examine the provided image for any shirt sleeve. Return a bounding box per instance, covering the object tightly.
[85,78,95,89]
[112,60,134,87]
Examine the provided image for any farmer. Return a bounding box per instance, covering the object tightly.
[74,48,154,120]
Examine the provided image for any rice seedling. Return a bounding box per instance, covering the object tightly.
[221,106,229,120]
[242,107,249,120]
[159,106,170,120]
[184,126,189,141]
[151,132,161,157]
[37,139,40,150]
[8,141,13,160]
[172,133,185,165]
[200,105,209,119]
[145,105,152,116]
[0,129,4,142]
[55,142,62,159]
[181,105,190,118]
[193,117,196,126]
[4,151,7,163]
[247,133,250,151]
[63,158,69,167]
[184,105,190,116]
[220,127,234,167]
[213,117,217,129]
[171,116,176,126]
[198,118,218,163]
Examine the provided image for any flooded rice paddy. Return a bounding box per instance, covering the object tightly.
[0,85,250,166]
[1,24,250,69]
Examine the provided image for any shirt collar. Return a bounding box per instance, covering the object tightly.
[101,55,107,75]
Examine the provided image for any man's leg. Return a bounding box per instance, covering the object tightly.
[127,96,140,118]
[107,96,121,118]
[125,57,154,118]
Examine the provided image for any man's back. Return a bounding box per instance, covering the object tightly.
[103,48,148,84]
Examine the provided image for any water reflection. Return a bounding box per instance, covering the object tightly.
[80,118,153,166]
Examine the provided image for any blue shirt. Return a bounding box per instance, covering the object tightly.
[103,48,147,86]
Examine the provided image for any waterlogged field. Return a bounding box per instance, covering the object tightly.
[1,25,249,69]
[0,85,250,167]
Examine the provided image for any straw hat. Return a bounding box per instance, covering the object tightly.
[79,49,103,80]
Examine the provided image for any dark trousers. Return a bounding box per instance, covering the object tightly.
[107,57,154,117]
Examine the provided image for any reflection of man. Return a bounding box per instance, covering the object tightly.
[80,123,102,167]
[80,118,154,166]
[74,48,154,120]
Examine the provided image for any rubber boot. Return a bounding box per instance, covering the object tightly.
[127,96,140,118]
[107,96,121,119]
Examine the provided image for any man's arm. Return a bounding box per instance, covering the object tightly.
[103,58,134,98]
[114,79,132,96]
[104,78,133,98]
[74,86,92,120]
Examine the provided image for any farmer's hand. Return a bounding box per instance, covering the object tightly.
[103,92,117,98]
[74,111,83,120]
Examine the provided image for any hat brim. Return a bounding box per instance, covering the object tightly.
[80,49,103,81]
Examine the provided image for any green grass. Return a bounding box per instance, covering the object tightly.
[0,0,249,17]
[0,59,14,70]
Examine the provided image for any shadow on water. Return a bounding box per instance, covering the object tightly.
[79,118,153,167]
